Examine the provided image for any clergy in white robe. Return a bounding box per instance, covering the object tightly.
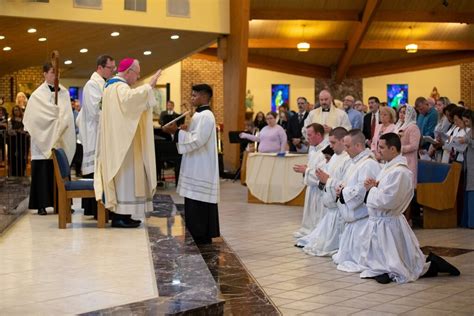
[298,128,352,256]
[293,123,329,238]
[76,55,115,217]
[94,58,161,227]
[332,130,381,272]
[167,84,220,244]
[302,90,352,139]
[23,62,76,215]
[359,133,460,284]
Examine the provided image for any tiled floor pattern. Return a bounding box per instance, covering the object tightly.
[191,181,474,316]
[0,206,157,315]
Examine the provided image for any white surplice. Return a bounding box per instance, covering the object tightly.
[302,105,352,139]
[177,107,220,204]
[94,77,157,216]
[299,151,351,256]
[359,155,428,283]
[76,72,105,175]
[332,149,381,272]
[23,82,76,162]
[293,139,330,238]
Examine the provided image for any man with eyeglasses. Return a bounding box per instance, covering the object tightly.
[95,58,162,228]
[343,95,363,130]
[76,55,115,220]
[287,97,309,152]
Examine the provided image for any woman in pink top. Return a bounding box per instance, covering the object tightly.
[395,105,421,187]
[239,111,287,153]
[371,106,397,160]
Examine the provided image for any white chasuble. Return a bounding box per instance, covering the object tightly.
[94,77,157,216]
[300,151,351,256]
[76,72,105,175]
[23,82,76,162]
[332,149,381,272]
[177,108,220,204]
[294,139,330,238]
[359,155,428,283]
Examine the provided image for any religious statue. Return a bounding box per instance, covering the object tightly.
[430,87,440,101]
[245,89,254,112]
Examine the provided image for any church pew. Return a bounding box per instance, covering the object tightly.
[416,160,462,229]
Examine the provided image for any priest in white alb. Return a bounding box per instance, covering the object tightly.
[95,58,161,228]
[302,90,352,139]
[293,123,329,238]
[359,133,460,284]
[333,130,381,272]
[23,62,76,216]
[164,84,220,244]
[297,127,351,256]
[76,54,115,219]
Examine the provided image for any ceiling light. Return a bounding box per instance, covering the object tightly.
[0,36,5,40]
[405,43,418,53]
[80,48,88,53]
[297,42,310,52]
[170,34,179,40]
[3,46,11,51]
[64,60,72,65]
[38,37,47,42]
[143,50,152,55]
[27,28,37,33]
[111,31,120,37]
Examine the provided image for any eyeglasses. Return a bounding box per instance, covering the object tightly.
[128,68,140,78]
[104,65,117,71]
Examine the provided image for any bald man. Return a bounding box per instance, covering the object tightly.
[343,95,363,130]
[303,90,351,139]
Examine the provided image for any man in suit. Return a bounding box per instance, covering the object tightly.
[363,96,381,144]
[159,100,180,126]
[287,97,309,152]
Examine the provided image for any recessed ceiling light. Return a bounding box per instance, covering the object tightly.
[143,51,152,55]
[27,28,37,33]
[64,60,72,65]
[111,32,120,37]
[79,48,88,53]
[3,46,12,51]
[0,35,5,40]
[170,34,179,40]
[38,37,47,42]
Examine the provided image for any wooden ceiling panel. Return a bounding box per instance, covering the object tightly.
[249,48,342,67]
[350,49,450,66]
[251,0,366,11]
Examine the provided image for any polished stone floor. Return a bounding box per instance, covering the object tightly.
[1,179,473,315]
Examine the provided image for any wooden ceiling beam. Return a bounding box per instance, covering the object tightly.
[347,50,474,78]
[335,0,382,83]
[198,48,331,78]
[250,9,360,21]
[250,8,474,23]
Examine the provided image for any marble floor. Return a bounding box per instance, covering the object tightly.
[0,179,473,315]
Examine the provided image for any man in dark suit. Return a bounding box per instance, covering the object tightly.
[287,97,309,152]
[159,100,180,126]
[363,96,381,145]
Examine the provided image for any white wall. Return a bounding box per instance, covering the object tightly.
[246,68,315,114]
[363,65,461,105]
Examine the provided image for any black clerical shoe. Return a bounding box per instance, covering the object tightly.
[37,208,47,216]
[374,273,392,284]
[195,237,212,245]
[294,244,304,248]
[427,252,461,276]
[111,219,140,228]
[124,215,141,225]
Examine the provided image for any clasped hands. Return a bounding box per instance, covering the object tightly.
[364,177,378,191]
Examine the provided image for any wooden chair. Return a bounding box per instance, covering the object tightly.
[52,148,107,229]
[417,160,462,228]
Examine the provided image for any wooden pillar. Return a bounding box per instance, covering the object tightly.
[222,0,249,172]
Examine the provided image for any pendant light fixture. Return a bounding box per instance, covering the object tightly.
[405,26,418,53]
[297,24,310,52]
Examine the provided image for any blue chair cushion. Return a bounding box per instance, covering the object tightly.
[417,160,451,184]
[54,148,71,178]
[64,179,94,191]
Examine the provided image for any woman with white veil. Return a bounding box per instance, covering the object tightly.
[395,105,420,187]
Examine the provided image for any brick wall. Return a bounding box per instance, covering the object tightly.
[181,57,224,125]
[315,77,363,104]
[460,62,474,109]
[0,66,44,103]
